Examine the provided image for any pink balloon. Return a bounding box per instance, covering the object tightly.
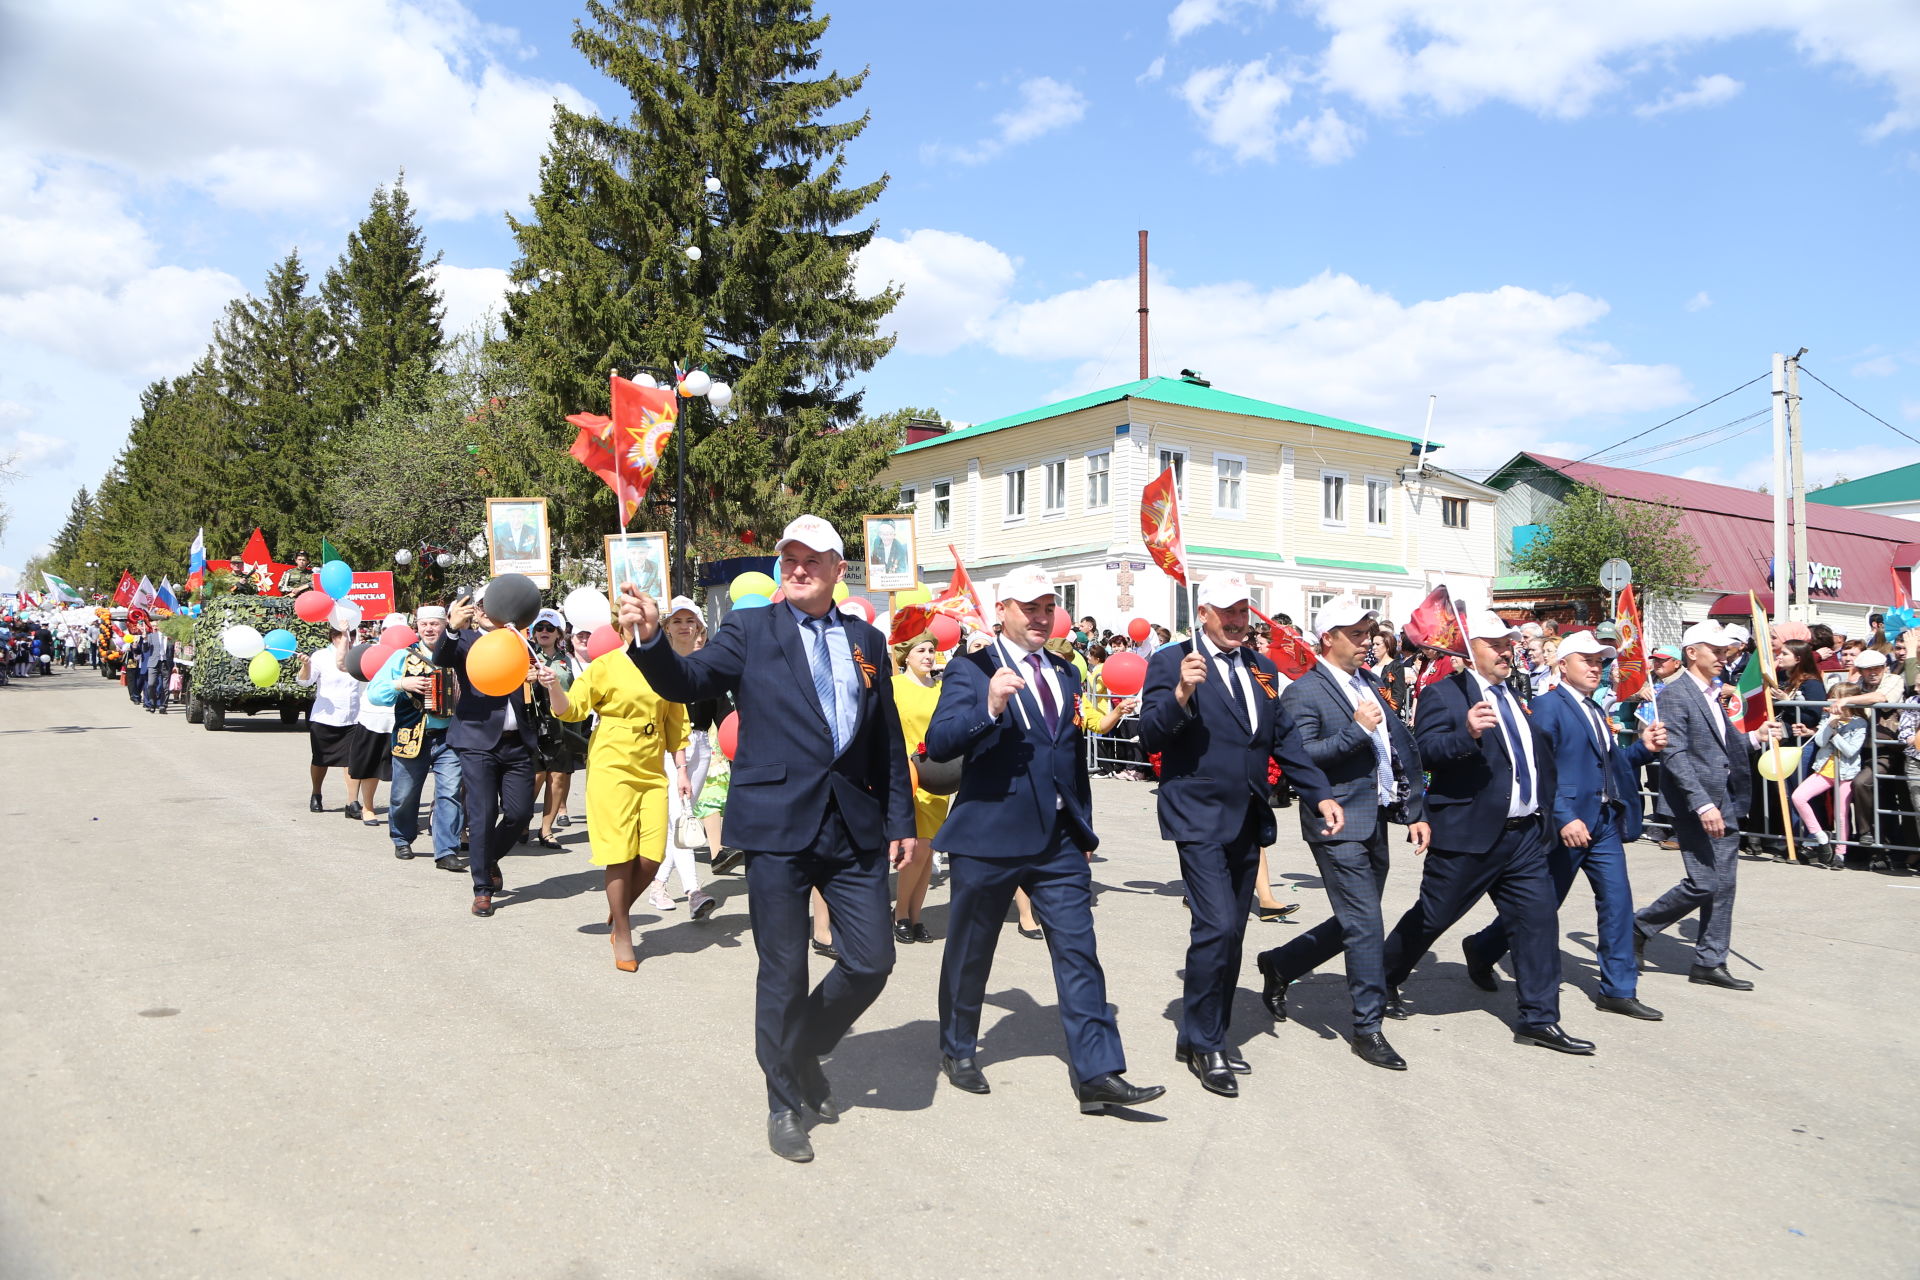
[586,624,623,660]
[1050,609,1071,639]
[929,613,961,651]
[1102,651,1147,697]
[839,596,875,623]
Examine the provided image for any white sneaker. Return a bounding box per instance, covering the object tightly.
[648,887,676,912]
[689,889,718,920]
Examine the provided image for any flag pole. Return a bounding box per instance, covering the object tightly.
[1752,590,1798,863]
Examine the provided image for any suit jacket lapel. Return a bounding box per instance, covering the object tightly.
[1680,676,1731,759]
[1468,671,1515,770]
[1201,646,1253,741]
[774,605,832,733]
[1555,685,1607,766]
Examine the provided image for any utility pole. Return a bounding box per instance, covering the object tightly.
[1788,349,1810,622]
[1771,353,1788,627]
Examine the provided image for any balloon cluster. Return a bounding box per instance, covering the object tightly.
[290,557,364,632]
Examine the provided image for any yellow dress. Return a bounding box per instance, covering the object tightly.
[557,651,689,867]
[892,671,950,841]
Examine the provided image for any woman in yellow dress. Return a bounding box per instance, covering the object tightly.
[890,633,947,943]
[540,642,688,972]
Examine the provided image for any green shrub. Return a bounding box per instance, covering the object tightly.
[190,595,325,705]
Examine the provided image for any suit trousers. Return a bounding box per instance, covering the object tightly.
[141,662,171,709]
[1263,827,1393,1033]
[1383,818,1562,1025]
[455,736,534,896]
[743,803,895,1116]
[1174,801,1263,1052]
[1466,809,1638,999]
[939,820,1126,1082]
[1635,812,1740,967]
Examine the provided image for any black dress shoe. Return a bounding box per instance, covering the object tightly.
[1463,940,1500,992]
[941,1055,991,1094]
[1175,1044,1251,1074]
[1075,1072,1167,1114]
[1256,952,1290,1020]
[1594,994,1664,1020]
[308,794,324,813]
[811,938,840,961]
[894,919,915,944]
[1016,924,1044,940]
[712,847,745,874]
[344,801,363,821]
[1187,1050,1239,1098]
[1689,964,1754,991]
[1513,1022,1595,1054]
[434,854,469,873]
[1350,1032,1407,1070]
[911,922,933,943]
[795,1056,839,1122]
[1384,988,1412,1020]
[767,1110,813,1163]
[393,845,414,860]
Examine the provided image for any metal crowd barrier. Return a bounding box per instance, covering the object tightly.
[1087,715,1145,775]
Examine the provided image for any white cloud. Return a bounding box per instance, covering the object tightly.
[1685,291,1713,312]
[0,265,244,379]
[433,264,511,341]
[0,0,591,221]
[853,230,1018,356]
[1851,354,1899,377]
[1282,107,1365,163]
[1636,73,1744,118]
[1692,443,1920,491]
[926,78,1088,165]
[1179,60,1294,161]
[1169,0,1276,41]
[1139,56,1168,84]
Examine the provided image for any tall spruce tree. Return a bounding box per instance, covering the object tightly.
[504,0,901,569]
[321,174,446,425]
[47,486,92,574]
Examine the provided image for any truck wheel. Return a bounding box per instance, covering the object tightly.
[185,690,205,725]
[204,705,226,732]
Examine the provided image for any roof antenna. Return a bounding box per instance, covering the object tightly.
[1137,230,1149,380]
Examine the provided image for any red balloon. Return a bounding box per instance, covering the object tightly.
[717,711,740,760]
[928,613,961,651]
[586,624,622,660]
[1102,651,1147,697]
[1050,609,1071,640]
[770,586,786,604]
[839,596,875,623]
[382,624,419,649]
[294,590,334,623]
[361,641,401,680]
[1126,617,1151,643]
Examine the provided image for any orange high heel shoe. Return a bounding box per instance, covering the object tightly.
[609,914,637,972]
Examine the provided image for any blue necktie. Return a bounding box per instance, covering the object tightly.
[806,616,843,755]
[1491,683,1534,807]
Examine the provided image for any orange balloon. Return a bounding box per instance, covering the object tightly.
[467,627,530,696]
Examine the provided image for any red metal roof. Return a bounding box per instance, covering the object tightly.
[1523,453,1918,606]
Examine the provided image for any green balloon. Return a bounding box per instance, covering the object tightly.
[248,651,281,688]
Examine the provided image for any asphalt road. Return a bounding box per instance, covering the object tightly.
[2,671,1916,1279]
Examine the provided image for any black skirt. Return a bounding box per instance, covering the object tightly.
[345,724,393,781]
[310,721,356,769]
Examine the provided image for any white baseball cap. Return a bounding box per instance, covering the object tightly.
[1556,630,1616,661]
[997,565,1057,604]
[1723,623,1751,644]
[774,514,844,559]
[416,605,447,622]
[1198,573,1252,609]
[1854,648,1888,668]
[1465,609,1523,641]
[1311,596,1379,637]
[665,595,700,619]
[532,608,567,631]
[1681,620,1734,648]
[380,612,410,631]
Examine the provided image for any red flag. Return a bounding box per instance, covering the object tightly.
[890,604,933,645]
[111,571,135,607]
[1895,564,1912,611]
[568,373,678,524]
[1250,607,1316,679]
[1612,583,1648,700]
[1403,584,1468,657]
[932,546,987,626]
[1139,466,1188,585]
[1417,652,1459,692]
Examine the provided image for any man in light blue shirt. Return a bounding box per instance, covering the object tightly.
[370,605,465,869]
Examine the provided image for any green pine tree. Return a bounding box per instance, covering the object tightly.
[503,0,901,578]
[46,485,92,577]
[320,173,446,426]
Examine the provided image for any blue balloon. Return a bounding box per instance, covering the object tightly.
[771,560,781,584]
[319,559,353,598]
[733,593,772,610]
[262,628,298,660]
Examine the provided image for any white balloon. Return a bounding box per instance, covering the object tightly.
[872,610,890,635]
[435,553,452,568]
[706,380,733,409]
[683,245,702,262]
[393,548,413,565]
[328,600,363,631]
[704,175,722,194]
[562,586,613,632]
[222,624,265,660]
[681,368,712,397]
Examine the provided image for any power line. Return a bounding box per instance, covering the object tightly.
[1571,372,1770,465]
[1599,407,1772,467]
[1800,365,1920,449]
[1630,415,1769,466]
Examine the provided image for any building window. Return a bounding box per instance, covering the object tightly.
[1358,594,1388,619]
[1442,497,1470,528]
[899,485,916,517]
[1157,446,1187,497]
[1043,459,1067,515]
[1321,473,1346,526]
[1248,585,1267,615]
[1215,454,1245,516]
[1174,582,1191,634]
[1085,450,1110,510]
[1004,469,1026,521]
[1055,582,1077,619]
[1306,590,1338,628]
[1365,477,1390,530]
[932,480,951,531]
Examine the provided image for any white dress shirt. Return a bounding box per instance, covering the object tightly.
[1470,669,1538,818]
[1200,633,1259,733]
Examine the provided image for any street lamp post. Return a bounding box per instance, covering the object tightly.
[671,367,733,596]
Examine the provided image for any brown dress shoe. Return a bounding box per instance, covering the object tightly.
[472,894,494,917]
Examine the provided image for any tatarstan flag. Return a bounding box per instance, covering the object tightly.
[1735,591,1773,732]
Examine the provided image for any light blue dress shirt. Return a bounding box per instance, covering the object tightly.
[787,601,860,757]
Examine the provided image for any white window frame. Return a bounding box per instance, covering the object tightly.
[1358,594,1389,618]
[1041,457,1068,517]
[931,478,952,532]
[1248,584,1267,615]
[1364,475,1392,536]
[899,484,916,515]
[1003,467,1027,524]
[1054,582,1077,620]
[1085,449,1111,512]
[1213,452,1246,519]
[1157,446,1188,499]
[1320,471,1348,529]
[1306,590,1339,628]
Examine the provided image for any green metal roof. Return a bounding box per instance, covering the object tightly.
[1808,461,1920,508]
[894,376,1428,455]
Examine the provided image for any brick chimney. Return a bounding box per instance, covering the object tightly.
[905,415,947,446]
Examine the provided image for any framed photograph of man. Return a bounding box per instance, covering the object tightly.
[486,497,552,586]
[863,513,917,592]
[604,532,669,600]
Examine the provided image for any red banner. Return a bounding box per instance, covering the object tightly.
[1403,584,1468,657]
[1140,466,1188,585]
[1612,583,1648,700]
[346,571,396,621]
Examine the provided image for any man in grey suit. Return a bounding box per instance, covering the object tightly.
[1255,598,1430,1070]
[1634,621,1782,990]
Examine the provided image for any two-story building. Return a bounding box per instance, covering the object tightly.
[880,372,1498,630]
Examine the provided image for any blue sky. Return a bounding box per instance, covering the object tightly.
[2,0,1916,589]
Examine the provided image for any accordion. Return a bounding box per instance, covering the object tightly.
[423,665,459,716]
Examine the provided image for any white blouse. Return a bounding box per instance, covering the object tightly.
[297,646,360,727]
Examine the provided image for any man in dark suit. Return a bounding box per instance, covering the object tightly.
[438,590,539,918]
[619,515,913,1164]
[1463,630,1668,1020]
[1634,621,1782,990]
[1378,608,1596,1055]
[1139,573,1344,1096]
[1254,598,1431,1070]
[927,565,1164,1115]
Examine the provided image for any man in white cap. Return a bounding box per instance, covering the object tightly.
[370,606,465,868]
[1634,620,1782,990]
[619,515,914,1164]
[1139,573,1343,1095]
[1462,629,1668,1020]
[1378,608,1596,1054]
[1254,596,1430,1070]
[926,564,1165,1114]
